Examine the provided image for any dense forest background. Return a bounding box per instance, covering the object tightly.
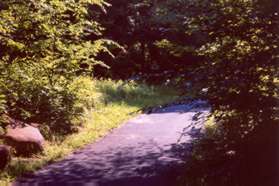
[0,0,278,185]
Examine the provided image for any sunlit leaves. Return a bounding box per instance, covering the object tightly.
[0,0,118,131]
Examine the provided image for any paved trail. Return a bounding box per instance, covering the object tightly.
[14,100,210,186]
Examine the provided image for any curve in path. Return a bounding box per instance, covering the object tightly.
[14,100,210,186]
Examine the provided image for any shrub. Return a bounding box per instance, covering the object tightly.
[181,0,279,185]
[0,0,115,136]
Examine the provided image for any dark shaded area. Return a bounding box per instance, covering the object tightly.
[0,145,11,170]
[91,0,203,83]
[182,121,279,186]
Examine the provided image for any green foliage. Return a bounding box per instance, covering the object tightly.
[93,0,201,82]
[189,0,279,145]
[0,0,109,67]
[0,93,6,114]
[180,0,279,185]
[2,64,96,135]
[155,39,195,58]
[0,0,118,134]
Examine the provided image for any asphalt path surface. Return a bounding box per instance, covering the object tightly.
[14,100,210,186]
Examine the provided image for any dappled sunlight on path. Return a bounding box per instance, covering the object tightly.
[14,101,210,186]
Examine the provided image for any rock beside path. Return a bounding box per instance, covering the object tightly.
[4,125,45,156]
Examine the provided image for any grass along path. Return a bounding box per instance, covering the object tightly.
[0,80,179,185]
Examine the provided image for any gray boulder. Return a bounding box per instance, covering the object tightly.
[4,125,45,156]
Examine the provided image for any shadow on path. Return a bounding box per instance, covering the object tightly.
[14,101,210,186]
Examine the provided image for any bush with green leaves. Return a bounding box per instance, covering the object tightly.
[181,0,279,185]
[0,0,117,135]
[187,0,279,140]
